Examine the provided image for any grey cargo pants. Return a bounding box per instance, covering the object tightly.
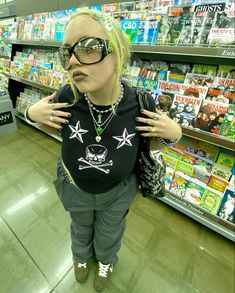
[54,159,138,265]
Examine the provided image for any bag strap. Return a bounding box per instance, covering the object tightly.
[136,89,150,112]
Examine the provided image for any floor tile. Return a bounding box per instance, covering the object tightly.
[0,217,52,293]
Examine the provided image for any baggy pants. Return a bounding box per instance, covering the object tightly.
[54,159,138,265]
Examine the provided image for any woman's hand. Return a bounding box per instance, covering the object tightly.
[27,92,71,130]
[135,108,182,141]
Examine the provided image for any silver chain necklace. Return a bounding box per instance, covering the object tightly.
[86,83,124,142]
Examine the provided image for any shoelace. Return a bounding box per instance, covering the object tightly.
[77,262,87,268]
[98,262,112,277]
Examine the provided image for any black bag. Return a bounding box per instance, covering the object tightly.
[135,90,166,198]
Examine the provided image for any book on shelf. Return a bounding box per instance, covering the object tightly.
[175,160,195,176]
[165,166,175,190]
[169,94,202,127]
[200,186,223,214]
[217,188,235,224]
[194,99,228,134]
[177,7,194,45]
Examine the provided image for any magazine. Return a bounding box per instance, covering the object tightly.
[217,65,235,78]
[184,73,214,86]
[192,64,218,76]
[169,94,202,127]
[194,99,228,134]
[167,62,191,83]
[157,80,182,94]
[154,91,175,115]
[217,188,235,224]
[180,84,208,99]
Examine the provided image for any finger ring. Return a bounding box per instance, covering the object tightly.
[152,113,160,121]
[49,116,55,122]
[51,104,56,110]
[51,110,56,117]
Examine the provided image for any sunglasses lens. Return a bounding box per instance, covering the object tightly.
[58,47,71,70]
[74,38,103,64]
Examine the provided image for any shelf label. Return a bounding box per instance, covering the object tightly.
[221,50,235,57]
[0,111,13,126]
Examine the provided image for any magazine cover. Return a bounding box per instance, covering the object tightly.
[157,80,182,94]
[152,0,173,14]
[180,84,208,99]
[220,104,235,136]
[169,94,202,127]
[135,19,160,44]
[217,188,235,224]
[194,99,228,134]
[216,65,235,78]
[118,1,135,12]
[200,187,223,214]
[169,171,189,197]
[154,91,175,115]
[196,11,217,45]
[194,140,220,162]
[167,62,191,83]
[208,11,235,46]
[184,178,206,205]
[177,9,194,45]
[205,85,229,104]
[184,73,214,86]
[120,19,140,42]
[192,64,218,76]
[212,77,235,104]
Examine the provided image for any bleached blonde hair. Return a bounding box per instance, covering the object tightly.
[67,9,131,104]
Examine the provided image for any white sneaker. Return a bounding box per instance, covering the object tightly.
[94,262,113,292]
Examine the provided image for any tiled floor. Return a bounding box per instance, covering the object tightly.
[0,119,234,293]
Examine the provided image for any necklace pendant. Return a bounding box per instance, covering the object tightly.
[97,113,102,124]
[96,135,101,143]
[96,126,103,135]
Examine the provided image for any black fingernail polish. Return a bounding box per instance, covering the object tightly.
[65,121,69,124]
[68,113,71,117]
[135,117,139,121]
[140,109,144,113]
[135,127,139,130]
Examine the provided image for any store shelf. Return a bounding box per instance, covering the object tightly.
[15,111,62,142]
[4,73,57,93]
[132,45,235,59]
[182,127,235,151]
[3,39,62,48]
[3,39,235,61]
[0,54,10,59]
[159,191,235,242]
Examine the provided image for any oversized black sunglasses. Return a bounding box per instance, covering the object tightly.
[58,37,114,70]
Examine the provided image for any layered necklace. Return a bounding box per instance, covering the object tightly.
[84,83,124,143]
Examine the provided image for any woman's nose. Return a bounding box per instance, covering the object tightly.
[69,53,81,67]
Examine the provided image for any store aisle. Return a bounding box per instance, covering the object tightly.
[0,119,234,293]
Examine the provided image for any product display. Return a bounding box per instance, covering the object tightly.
[0,0,234,241]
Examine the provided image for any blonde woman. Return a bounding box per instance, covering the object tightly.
[25,10,182,292]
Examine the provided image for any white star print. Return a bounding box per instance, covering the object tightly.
[113,128,135,149]
[69,121,88,143]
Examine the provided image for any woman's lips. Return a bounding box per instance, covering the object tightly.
[72,71,87,81]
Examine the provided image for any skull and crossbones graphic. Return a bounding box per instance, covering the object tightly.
[78,144,113,174]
